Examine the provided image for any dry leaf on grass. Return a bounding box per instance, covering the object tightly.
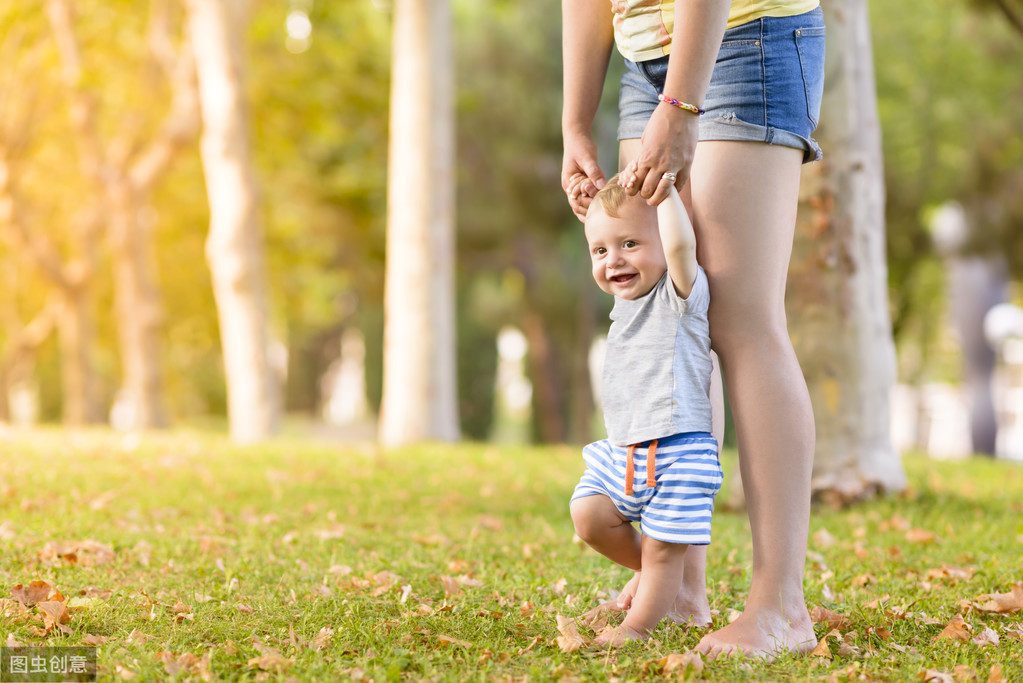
[114,664,138,679]
[554,614,588,653]
[645,652,704,675]
[971,583,1023,614]
[160,652,212,681]
[437,634,472,649]
[80,634,109,646]
[811,629,842,659]
[906,528,938,544]
[988,664,1004,683]
[11,580,58,606]
[953,665,978,682]
[971,627,999,647]
[313,627,334,651]
[39,540,115,567]
[934,615,971,643]
[919,669,955,683]
[925,565,975,582]
[810,605,851,631]
[517,635,542,655]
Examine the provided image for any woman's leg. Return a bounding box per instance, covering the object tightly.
[688,140,816,658]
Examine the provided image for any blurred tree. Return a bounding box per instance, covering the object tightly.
[378,0,459,446]
[245,1,389,423]
[791,0,905,504]
[455,0,606,444]
[48,0,198,429]
[0,4,104,425]
[186,0,280,442]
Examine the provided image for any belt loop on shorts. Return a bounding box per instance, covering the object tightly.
[624,439,659,495]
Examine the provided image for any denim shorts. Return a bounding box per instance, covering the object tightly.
[618,7,825,162]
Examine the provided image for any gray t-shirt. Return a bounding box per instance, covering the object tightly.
[602,267,713,446]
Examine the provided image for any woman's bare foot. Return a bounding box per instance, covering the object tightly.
[594,622,646,647]
[615,572,712,627]
[695,606,816,661]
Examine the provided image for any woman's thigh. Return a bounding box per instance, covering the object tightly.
[688,140,803,344]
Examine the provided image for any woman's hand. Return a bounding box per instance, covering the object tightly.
[625,103,700,205]
[562,132,607,221]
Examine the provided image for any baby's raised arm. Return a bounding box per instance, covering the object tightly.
[655,185,699,299]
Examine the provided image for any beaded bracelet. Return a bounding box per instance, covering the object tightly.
[657,93,705,116]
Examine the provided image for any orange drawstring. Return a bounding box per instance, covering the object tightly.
[624,439,658,495]
[625,444,636,495]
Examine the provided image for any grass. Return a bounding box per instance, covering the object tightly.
[1,428,1022,681]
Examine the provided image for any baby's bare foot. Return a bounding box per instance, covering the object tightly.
[695,606,815,661]
[615,572,711,628]
[594,622,646,647]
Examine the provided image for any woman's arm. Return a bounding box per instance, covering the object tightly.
[627,0,730,206]
[561,0,615,221]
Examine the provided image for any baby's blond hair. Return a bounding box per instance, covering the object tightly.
[587,173,628,219]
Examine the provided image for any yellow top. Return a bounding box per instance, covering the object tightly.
[611,0,821,62]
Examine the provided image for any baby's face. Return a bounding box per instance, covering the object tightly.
[584,201,666,299]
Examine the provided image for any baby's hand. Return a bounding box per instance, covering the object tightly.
[618,161,640,190]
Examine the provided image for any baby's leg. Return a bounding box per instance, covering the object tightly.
[596,536,688,645]
[570,495,642,570]
[615,544,712,627]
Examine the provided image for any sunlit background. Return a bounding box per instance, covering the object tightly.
[0,0,1021,459]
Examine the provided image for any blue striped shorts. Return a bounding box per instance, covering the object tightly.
[571,432,722,545]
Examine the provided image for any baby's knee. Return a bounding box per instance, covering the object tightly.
[570,496,611,543]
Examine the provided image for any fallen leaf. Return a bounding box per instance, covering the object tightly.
[811,629,842,659]
[972,627,999,647]
[80,634,109,646]
[953,665,978,682]
[812,528,837,549]
[554,614,588,653]
[126,629,150,644]
[5,633,25,647]
[114,664,137,679]
[852,573,877,587]
[971,584,1023,614]
[810,605,851,631]
[646,652,704,674]
[906,528,938,544]
[934,615,971,643]
[926,565,975,582]
[919,670,955,683]
[161,652,212,681]
[439,576,462,597]
[313,627,334,651]
[437,634,472,649]
[988,664,1004,683]
[39,600,71,629]
[247,652,293,671]
[11,580,56,606]
[517,635,542,655]
[235,603,255,613]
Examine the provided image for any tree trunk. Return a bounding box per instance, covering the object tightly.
[790,0,906,504]
[108,180,168,428]
[58,284,99,425]
[378,0,459,446]
[186,0,279,442]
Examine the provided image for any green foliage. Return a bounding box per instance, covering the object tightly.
[872,0,1023,381]
[1,430,1022,680]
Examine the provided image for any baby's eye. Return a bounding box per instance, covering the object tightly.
[594,247,607,256]
[623,240,637,248]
